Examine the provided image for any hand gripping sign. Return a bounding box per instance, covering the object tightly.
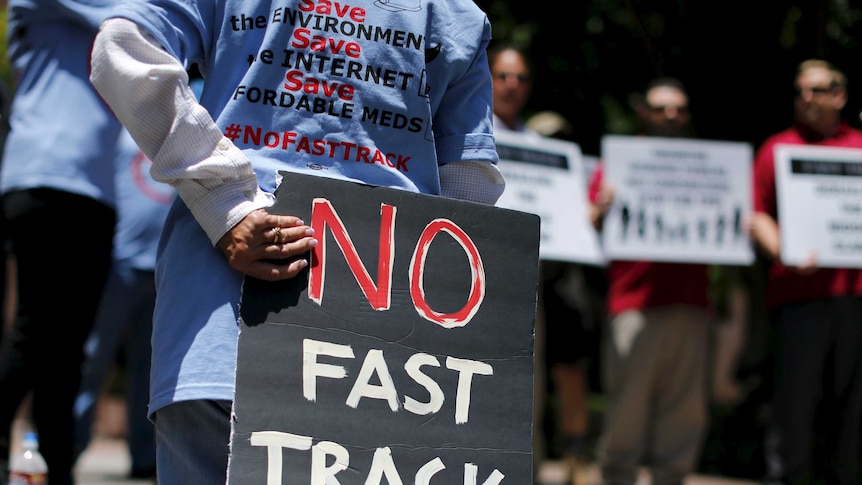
[229,172,541,484]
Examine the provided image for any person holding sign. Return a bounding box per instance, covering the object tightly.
[748,59,862,485]
[88,1,505,483]
[489,42,595,482]
[588,77,713,485]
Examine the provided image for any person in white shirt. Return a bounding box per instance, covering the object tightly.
[88,0,505,482]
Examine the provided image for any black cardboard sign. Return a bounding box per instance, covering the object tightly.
[228,171,540,484]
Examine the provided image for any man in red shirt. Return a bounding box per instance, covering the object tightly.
[748,59,862,485]
[589,78,711,485]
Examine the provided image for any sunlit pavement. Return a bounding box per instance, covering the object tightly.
[11,418,151,485]
[70,439,759,485]
[537,459,759,485]
[12,415,759,485]
[75,438,153,485]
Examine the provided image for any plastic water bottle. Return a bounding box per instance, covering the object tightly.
[9,431,47,485]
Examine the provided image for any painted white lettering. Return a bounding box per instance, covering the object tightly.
[446,357,494,424]
[464,463,505,485]
[303,339,493,423]
[346,349,400,411]
[249,432,507,484]
[303,339,354,401]
[311,441,349,484]
[403,353,444,415]
[250,431,312,485]
[366,447,404,485]
[415,457,446,484]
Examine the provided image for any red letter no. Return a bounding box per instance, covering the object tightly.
[308,201,485,327]
[308,199,395,310]
[410,219,485,328]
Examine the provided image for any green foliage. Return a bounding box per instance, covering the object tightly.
[477,0,862,155]
[0,7,10,90]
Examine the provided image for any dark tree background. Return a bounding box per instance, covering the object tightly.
[475,0,862,156]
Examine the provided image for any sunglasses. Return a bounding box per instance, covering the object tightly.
[795,85,837,97]
[493,72,531,84]
[648,105,689,114]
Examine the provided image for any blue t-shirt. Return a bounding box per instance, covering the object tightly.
[1,0,124,206]
[111,130,176,270]
[112,0,497,194]
[109,0,498,416]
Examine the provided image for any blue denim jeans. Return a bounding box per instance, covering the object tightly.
[154,399,232,485]
[74,265,157,475]
[0,189,115,485]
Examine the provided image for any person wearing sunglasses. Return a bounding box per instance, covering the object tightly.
[748,58,862,485]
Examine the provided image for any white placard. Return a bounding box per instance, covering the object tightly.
[494,131,604,265]
[600,135,754,265]
[775,144,862,267]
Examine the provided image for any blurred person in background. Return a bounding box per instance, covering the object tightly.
[748,58,862,485]
[526,109,599,470]
[490,44,594,483]
[0,2,122,484]
[72,129,168,481]
[589,77,712,485]
[489,43,535,134]
[72,73,202,481]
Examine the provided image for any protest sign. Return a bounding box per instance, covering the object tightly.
[600,135,754,265]
[775,144,862,267]
[228,172,541,484]
[494,130,604,265]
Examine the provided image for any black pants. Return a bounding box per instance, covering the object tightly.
[765,296,862,485]
[0,188,115,485]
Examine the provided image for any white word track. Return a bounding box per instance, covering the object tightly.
[303,338,493,425]
[250,431,506,485]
